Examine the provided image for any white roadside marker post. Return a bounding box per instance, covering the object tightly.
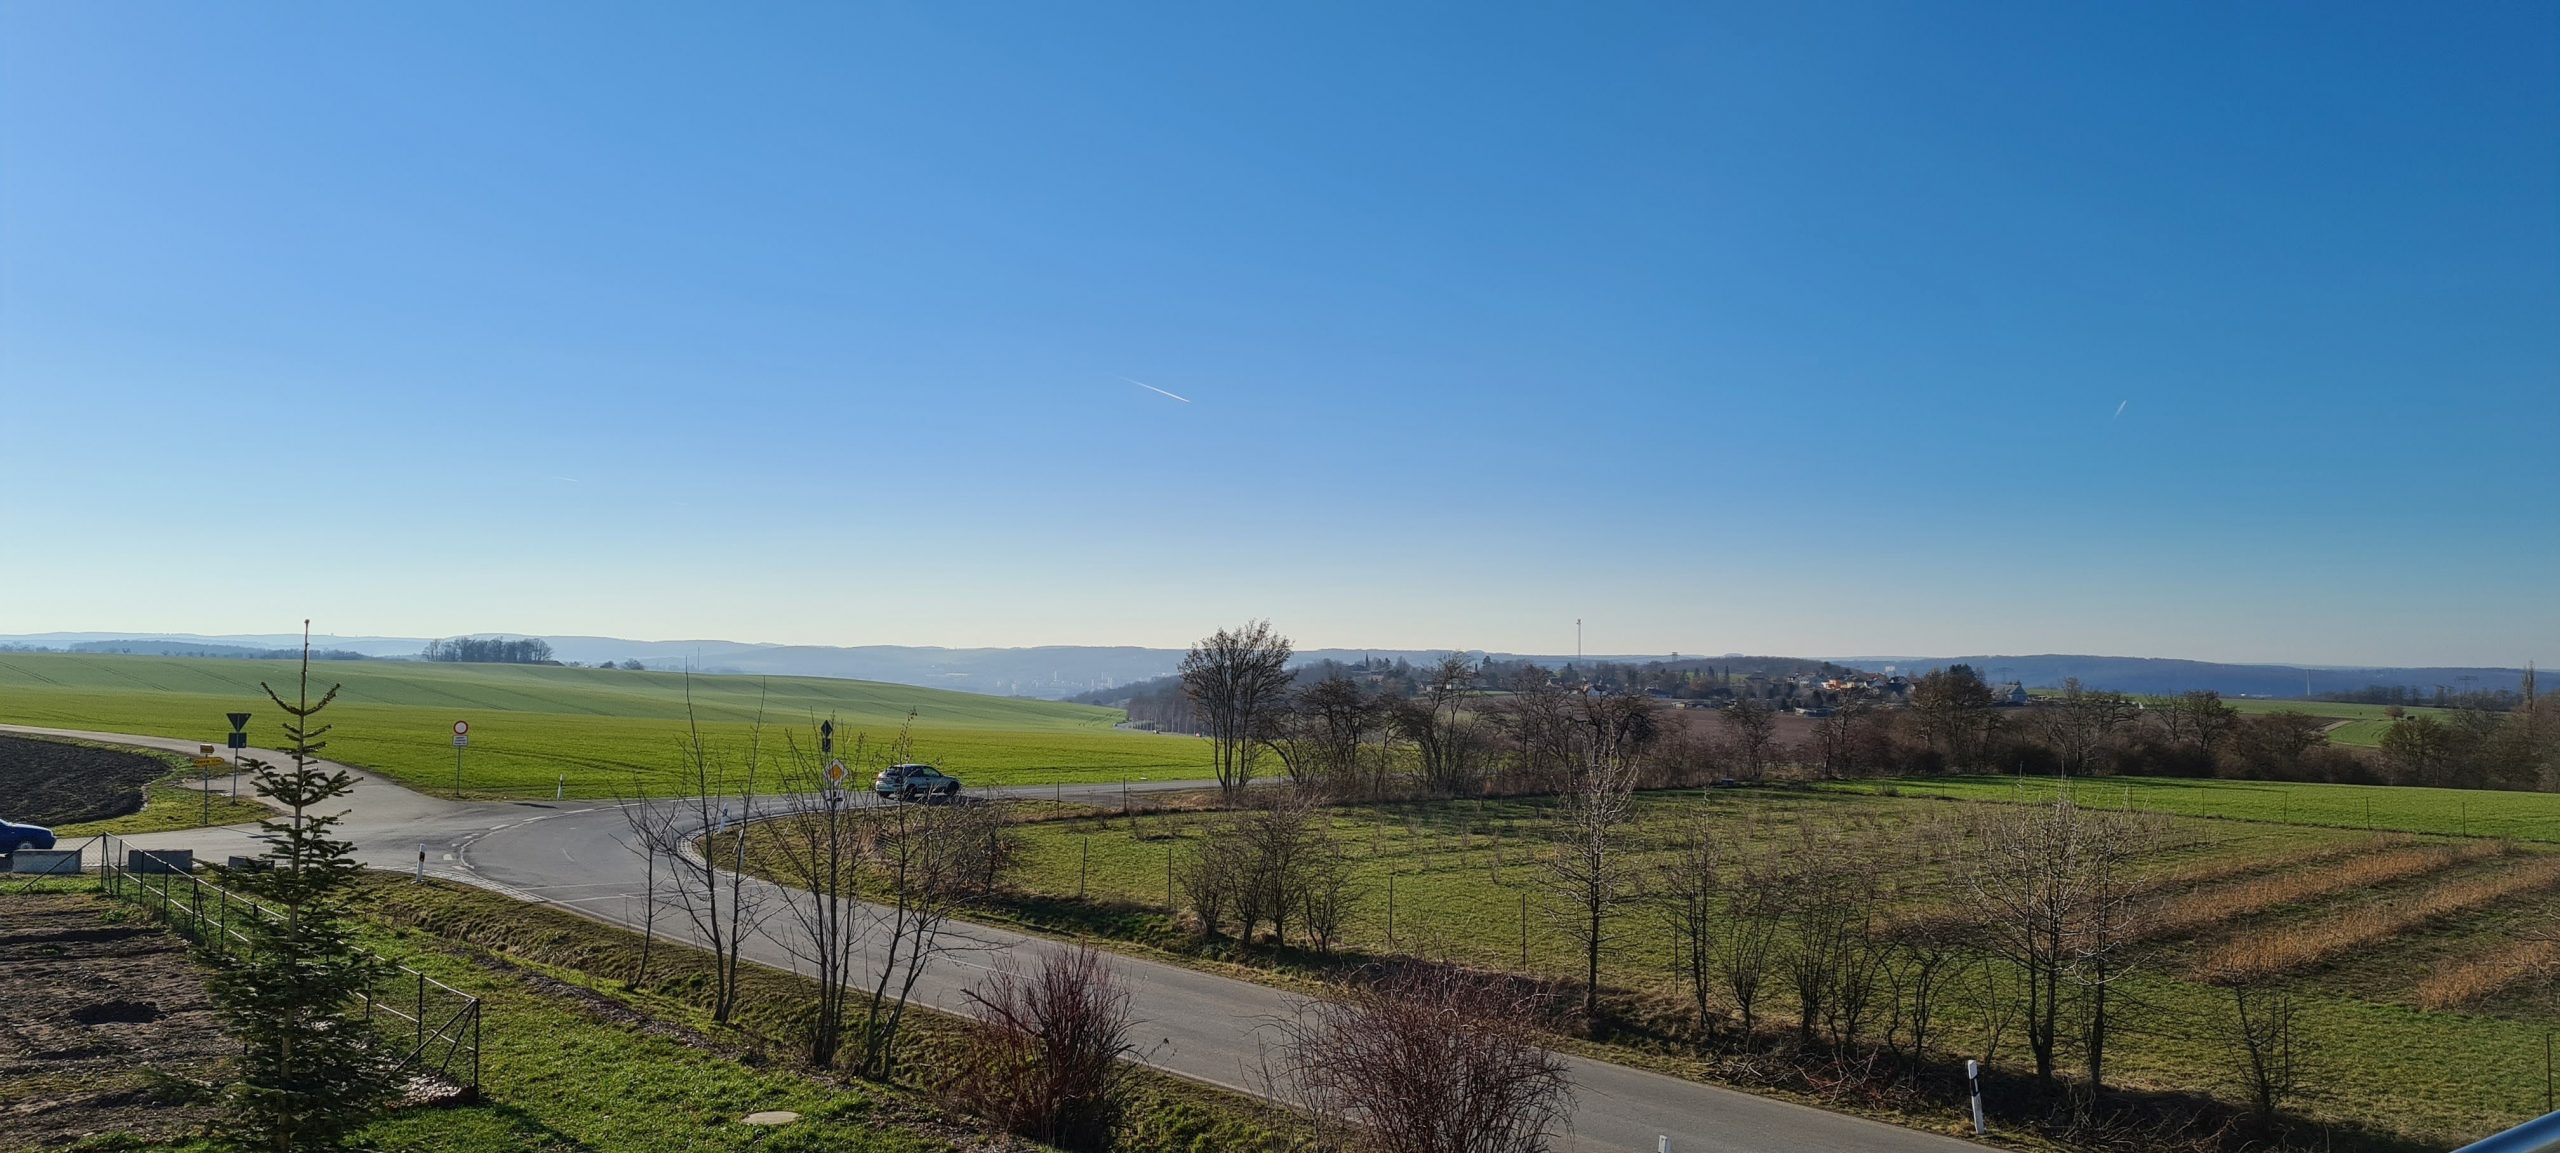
[416,843,425,883]
[1967,1058,1986,1135]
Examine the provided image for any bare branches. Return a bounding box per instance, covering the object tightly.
[1274,966,1572,1153]
[1543,694,1648,1020]
[1964,793,2161,1094]
[954,945,1138,1151]
[633,673,770,1024]
[1181,620,1295,798]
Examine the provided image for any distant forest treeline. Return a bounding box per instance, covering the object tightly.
[0,640,371,660]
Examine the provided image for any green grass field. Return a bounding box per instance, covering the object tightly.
[1819,773,2560,841]
[2212,697,2452,749]
[347,879,1290,1153]
[0,653,1207,797]
[967,788,2559,1147]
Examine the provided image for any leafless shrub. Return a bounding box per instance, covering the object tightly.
[952,945,1138,1151]
[1879,915,1965,1062]
[1299,838,1363,954]
[1179,830,1247,938]
[1714,853,1785,1039]
[1177,788,1360,950]
[1275,966,1572,1153]
[1651,814,1717,1027]
[854,786,1009,1077]
[2218,979,2308,1126]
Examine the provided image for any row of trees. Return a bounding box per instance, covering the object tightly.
[1179,621,1694,802]
[418,636,555,663]
[1545,774,2307,1128]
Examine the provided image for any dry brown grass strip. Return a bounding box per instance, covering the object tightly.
[2148,838,2506,941]
[2414,938,2560,1011]
[2144,835,2409,893]
[2200,855,2560,982]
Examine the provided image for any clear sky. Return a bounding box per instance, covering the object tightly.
[3,2,2553,666]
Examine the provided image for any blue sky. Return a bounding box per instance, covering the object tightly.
[3,1,2553,665]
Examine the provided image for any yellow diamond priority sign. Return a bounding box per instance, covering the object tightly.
[824,759,848,788]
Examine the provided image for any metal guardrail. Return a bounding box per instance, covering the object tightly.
[2456,1112,2560,1153]
[94,834,481,1097]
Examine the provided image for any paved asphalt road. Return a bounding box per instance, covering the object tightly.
[9,723,1986,1153]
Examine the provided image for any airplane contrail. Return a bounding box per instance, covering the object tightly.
[1122,376,1191,404]
[2112,400,2128,420]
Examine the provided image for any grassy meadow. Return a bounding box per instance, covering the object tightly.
[0,653,1206,797]
[976,786,2559,1147]
[2215,698,2454,749]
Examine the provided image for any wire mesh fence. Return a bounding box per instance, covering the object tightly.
[94,834,481,1098]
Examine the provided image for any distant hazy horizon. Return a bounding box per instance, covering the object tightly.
[0,626,2543,680]
[4,4,2552,668]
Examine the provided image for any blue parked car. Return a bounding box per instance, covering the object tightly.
[0,819,55,853]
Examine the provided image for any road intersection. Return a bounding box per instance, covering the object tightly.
[8,723,1985,1153]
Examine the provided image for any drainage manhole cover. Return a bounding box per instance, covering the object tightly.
[742,1111,801,1126]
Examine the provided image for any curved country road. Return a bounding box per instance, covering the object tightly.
[7,723,1986,1153]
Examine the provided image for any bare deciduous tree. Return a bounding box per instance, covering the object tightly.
[1719,698,1777,780]
[1395,654,1492,797]
[2159,689,2238,756]
[1543,696,1647,1019]
[1275,966,1572,1153]
[766,718,904,1069]
[1912,665,1999,770]
[614,786,670,992]
[1271,673,1381,797]
[1965,794,2157,1093]
[1652,814,1718,1027]
[2036,679,2141,776]
[641,675,770,1025]
[856,793,1008,1078]
[1182,620,1296,798]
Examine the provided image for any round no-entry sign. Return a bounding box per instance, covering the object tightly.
[453,720,470,736]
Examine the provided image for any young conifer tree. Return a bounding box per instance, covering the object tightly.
[208,623,399,1150]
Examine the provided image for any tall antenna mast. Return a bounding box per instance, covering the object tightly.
[1576,619,1582,662]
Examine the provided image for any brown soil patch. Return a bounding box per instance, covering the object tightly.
[0,734,175,826]
[0,892,230,1146]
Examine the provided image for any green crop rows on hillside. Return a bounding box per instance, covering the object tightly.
[0,654,1207,797]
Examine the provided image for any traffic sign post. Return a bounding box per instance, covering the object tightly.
[226,712,251,798]
[452,721,470,797]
